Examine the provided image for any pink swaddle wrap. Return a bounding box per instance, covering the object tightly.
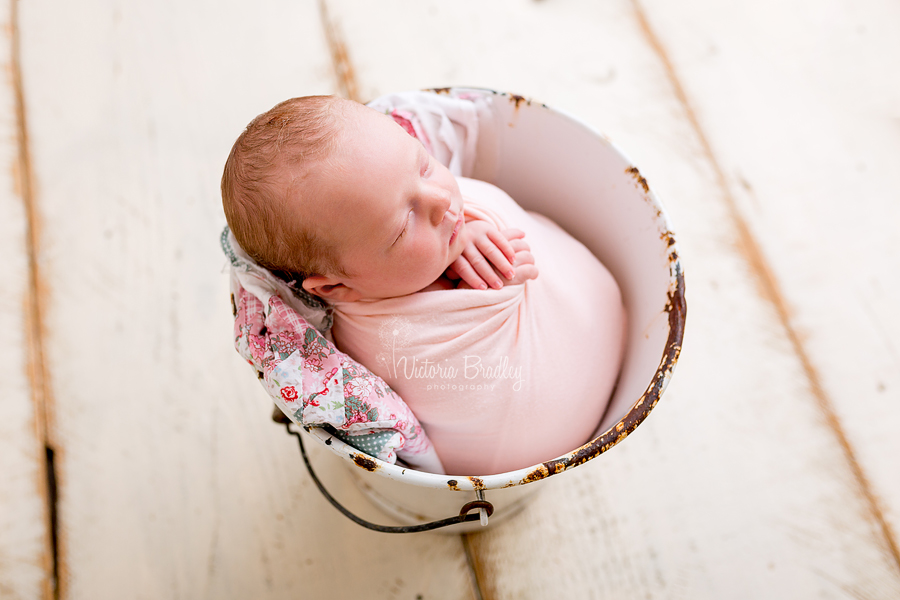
[332,177,626,475]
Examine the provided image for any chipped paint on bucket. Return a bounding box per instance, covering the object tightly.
[302,88,685,532]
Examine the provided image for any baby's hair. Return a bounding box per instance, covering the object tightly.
[221,95,352,280]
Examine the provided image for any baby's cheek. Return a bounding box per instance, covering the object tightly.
[403,246,442,279]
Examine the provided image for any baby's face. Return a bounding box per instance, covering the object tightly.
[299,103,466,301]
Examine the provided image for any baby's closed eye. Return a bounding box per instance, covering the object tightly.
[393,211,412,245]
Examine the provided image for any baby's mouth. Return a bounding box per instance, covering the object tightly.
[448,211,464,245]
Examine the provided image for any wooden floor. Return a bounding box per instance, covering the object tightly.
[2,0,899,598]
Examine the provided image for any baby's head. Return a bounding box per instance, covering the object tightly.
[222,96,467,302]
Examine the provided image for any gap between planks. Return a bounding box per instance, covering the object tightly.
[463,533,489,600]
[318,0,361,103]
[10,0,62,597]
[629,0,900,572]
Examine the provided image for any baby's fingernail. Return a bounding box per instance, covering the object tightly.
[506,270,515,279]
[479,283,487,290]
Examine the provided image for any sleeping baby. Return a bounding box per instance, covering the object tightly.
[222,95,625,476]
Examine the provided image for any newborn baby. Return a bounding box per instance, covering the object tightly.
[222,95,625,475]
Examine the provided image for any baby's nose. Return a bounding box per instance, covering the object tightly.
[427,188,452,225]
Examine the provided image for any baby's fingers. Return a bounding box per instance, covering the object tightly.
[500,228,526,243]
[499,249,538,286]
[506,237,531,253]
[486,228,518,265]
[465,247,506,289]
[511,263,539,283]
[474,232,516,281]
[512,249,536,270]
[450,255,490,290]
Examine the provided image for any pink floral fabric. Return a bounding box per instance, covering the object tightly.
[231,276,439,470]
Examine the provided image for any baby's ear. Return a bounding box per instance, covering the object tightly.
[301,275,361,302]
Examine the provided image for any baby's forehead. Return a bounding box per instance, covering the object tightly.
[278,161,343,223]
[280,101,419,210]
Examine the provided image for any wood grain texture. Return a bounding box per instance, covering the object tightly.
[323,0,900,597]
[10,0,900,598]
[16,0,475,598]
[636,0,900,558]
[0,0,52,597]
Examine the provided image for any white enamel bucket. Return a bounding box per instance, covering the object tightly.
[295,88,685,533]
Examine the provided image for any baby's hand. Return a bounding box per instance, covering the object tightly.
[447,222,517,290]
[447,226,538,290]
[500,235,539,286]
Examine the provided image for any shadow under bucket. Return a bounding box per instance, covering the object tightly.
[294,88,685,533]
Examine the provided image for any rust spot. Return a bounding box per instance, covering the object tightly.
[447,479,460,491]
[544,459,567,475]
[351,453,379,472]
[626,166,650,193]
[431,87,452,95]
[468,476,485,490]
[509,93,529,109]
[230,293,237,316]
[520,465,549,484]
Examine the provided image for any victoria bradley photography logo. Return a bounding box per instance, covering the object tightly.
[376,317,525,392]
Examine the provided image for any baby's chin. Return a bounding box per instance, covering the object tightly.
[379,259,459,298]
[377,271,449,298]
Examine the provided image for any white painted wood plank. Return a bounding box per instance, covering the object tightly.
[0,1,52,597]
[17,1,475,598]
[637,0,900,547]
[325,0,900,597]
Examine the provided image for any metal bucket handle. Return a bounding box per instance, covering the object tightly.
[280,418,494,533]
